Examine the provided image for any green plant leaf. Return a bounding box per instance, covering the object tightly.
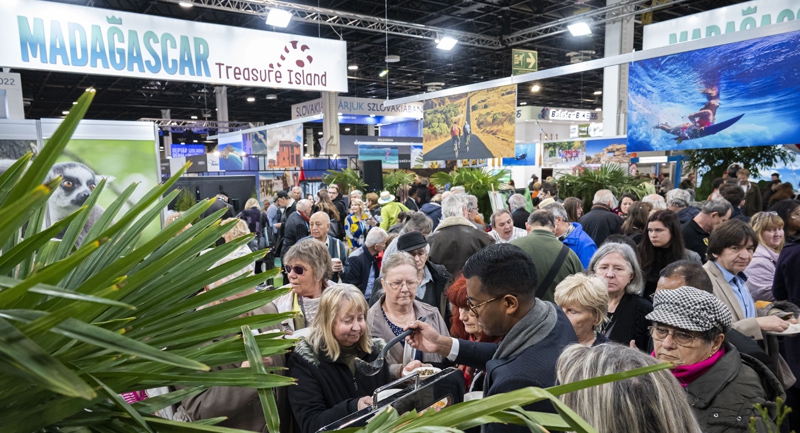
[0,208,83,275]
[243,325,281,433]
[131,386,206,415]
[144,416,263,432]
[89,374,154,433]
[57,178,107,256]
[0,151,33,204]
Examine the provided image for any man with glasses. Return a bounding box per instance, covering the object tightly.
[305,212,348,282]
[406,244,577,432]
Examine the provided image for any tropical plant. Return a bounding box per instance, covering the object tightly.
[174,187,196,212]
[323,167,367,193]
[431,167,508,216]
[382,171,415,195]
[340,361,672,433]
[0,88,295,432]
[556,164,647,214]
[685,146,796,199]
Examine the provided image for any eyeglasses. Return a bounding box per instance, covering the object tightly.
[649,325,702,347]
[386,280,417,290]
[284,265,307,276]
[466,295,502,316]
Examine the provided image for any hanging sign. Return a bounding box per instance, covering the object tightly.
[291,96,423,119]
[511,49,538,75]
[0,0,348,92]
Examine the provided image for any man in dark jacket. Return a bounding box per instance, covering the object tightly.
[420,194,443,230]
[667,188,700,224]
[407,244,578,433]
[328,185,348,239]
[579,189,624,247]
[508,193,530,230]
[427,194,494,276]
[773,238,800,427]
[737,168,762,217]
[719,182,749,223]
[415,176,432,206]
[201,191,235,220]
[343,228,387,299]
[280,199,312,262]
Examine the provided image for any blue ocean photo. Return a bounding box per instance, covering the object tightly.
[358,145,399,166]
[627,30,800,152]
[502,142,537,166]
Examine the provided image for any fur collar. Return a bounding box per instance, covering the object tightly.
[294,338,386,366]
[434,216,478,232]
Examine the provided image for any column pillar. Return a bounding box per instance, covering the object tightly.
[367,124,375,136]
[161,109,171,159]
[602,0,634,136]
[321,92,340,155]
[305,128,314,157]
[215,86,229,132]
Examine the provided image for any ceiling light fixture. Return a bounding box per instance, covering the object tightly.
[62,111,69,115]
[593,90,603,95]
[265,94,277,100]
[318,131,323,135]
[344,127,351,131]
[178,2,193,8]
[520,102,528,106]
[436,36,458,50]
[530,84,540,92]
[246,96,256,102]
[379,69,389,77]
[191,115,198,119]
[266,9,292,28]
[595,108,602,111]
[568,21,592,36]
[348,64,358,70]
[385,55,400,63]
[72,101,77,105]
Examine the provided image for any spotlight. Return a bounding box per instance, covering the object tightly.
[568,22,592,36]
[348,64,359,70]
[190,115,198,119]
[178,2,193,8]
[436,36,458,50]
[246,97,256,102]
[595,108,602,111]
[62,111,69,115]
[593,90,603,95]
[520,102,528,106]
[266,9,292,28]
[379,69,389,77]
[530,84,540,92]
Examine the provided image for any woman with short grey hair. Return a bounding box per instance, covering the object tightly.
[588,242,653,351]
[557,343,703,433]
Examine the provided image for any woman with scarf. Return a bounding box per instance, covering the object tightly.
[638,210,701,299]
[647,287,783,433]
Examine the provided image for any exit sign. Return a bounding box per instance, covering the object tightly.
[512,49,538,75]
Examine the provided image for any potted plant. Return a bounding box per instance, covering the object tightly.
[322,167,367,193]
[556,164,647,214]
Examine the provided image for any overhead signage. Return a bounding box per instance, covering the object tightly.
[511,49,538,75]
[0,0,347,92]
[170,144,205,158]
[517,106,602,122]
[643,0,798,49]
[291,96,423,119]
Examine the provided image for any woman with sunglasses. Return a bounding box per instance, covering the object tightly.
[367,252,450,377]
[745,212,785,302]
[647,287,783,433]
[266,238,335,332]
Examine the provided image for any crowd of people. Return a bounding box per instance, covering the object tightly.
[168,165,800,433]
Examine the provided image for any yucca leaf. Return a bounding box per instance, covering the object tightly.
[89,374,154,433]
[79,181,139,248]
[0,209,83,275]
[57,178,107,256]
[0,180,58,248]
[27,285,134,309]
[149,311,295,348]
[93,370,295,388]
[4,88,95,205]
[546,361,671,396]
[0,317,95,399]
[242,325,281,433]
[144,416,262,433]
[0,151,33,203]
[131,386,206,415]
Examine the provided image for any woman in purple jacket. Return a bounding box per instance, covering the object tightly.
[745,212,785,302]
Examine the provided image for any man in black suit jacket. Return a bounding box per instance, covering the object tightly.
[280,199,312,262]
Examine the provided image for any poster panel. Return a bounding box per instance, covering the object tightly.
[359,145,399,169]
[628,30,800,152]
[501,142,537,166]
[0,1,347,92]
[584,138,629,165]
[423,84,516,160]
[264,124,303,169]
[217,135,244,171]
[542,140,586,168]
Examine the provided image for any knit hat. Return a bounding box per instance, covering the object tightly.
[378,191,395,205]
[646,286,733,332]
[397,231,428,252]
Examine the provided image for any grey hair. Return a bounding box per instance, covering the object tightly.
[701,198,733,216]
[543,202,569,222]
[466,194,478,209]
[296,199,313,213]
[508,193,526,210]
[350,190,363,198]
[450,186,466,195]
[364,227,388,247]
[557,344,702,433]
[403,212,434,236]
[588,242,645,295]
[283,238,333,283]
[666,189,691,208]
[380,251,417,278]
[490,209,512,227]
[291,186,303,194]
[593,189,617,208]
[642,194,666,211]
[442,194,469,218]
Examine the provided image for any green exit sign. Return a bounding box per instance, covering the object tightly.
[512,49,538,75]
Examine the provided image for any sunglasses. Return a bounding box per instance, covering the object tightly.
[284,265,307,276]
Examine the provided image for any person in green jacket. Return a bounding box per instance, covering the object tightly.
[377,191,408,231]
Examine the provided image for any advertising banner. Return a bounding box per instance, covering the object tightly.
[628,30,800,152]
[358,145,399,169]
[217,135,244,171]
[643,0,799,50]
[423,84,516,160]
[542,140,586,168]
[291,96,423,119]
[0,0,347,92]
[584,138,629,165]
[251,124,304,169]
[170,144,204,158]
[501,143,537,166]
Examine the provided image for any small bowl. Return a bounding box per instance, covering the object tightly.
[406,366,441,379]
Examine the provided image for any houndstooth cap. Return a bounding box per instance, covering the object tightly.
[646,286,733,332]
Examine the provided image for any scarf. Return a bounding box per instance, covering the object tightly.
[664,347,725,387]
[492,300,557,361]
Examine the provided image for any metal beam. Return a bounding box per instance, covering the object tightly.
[140,118,261,131]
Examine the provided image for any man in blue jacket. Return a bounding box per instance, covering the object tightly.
[406,243,578,433]
[543,202,596,269]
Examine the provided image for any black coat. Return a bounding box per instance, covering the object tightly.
[773,239,800,387]
[416,184,432,206]
[602,293,653,352]
[202,199,235,220]
[281,211,309,260]
[579,203,624,246]
[454,306,578,433]
[511,208,530,230]
[343,245,379,296]
[288,339,390,433]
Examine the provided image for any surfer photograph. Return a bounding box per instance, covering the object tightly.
[654,86,732,143]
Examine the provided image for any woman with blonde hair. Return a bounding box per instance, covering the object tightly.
[289,284,404,433]
[745,211,786,301]
[344,198,375,250]
[557,343,703,433]
[554,274,609,346]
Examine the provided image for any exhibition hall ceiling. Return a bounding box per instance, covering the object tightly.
[19,0,747,125]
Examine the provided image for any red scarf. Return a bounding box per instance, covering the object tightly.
[655,347,725,387]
